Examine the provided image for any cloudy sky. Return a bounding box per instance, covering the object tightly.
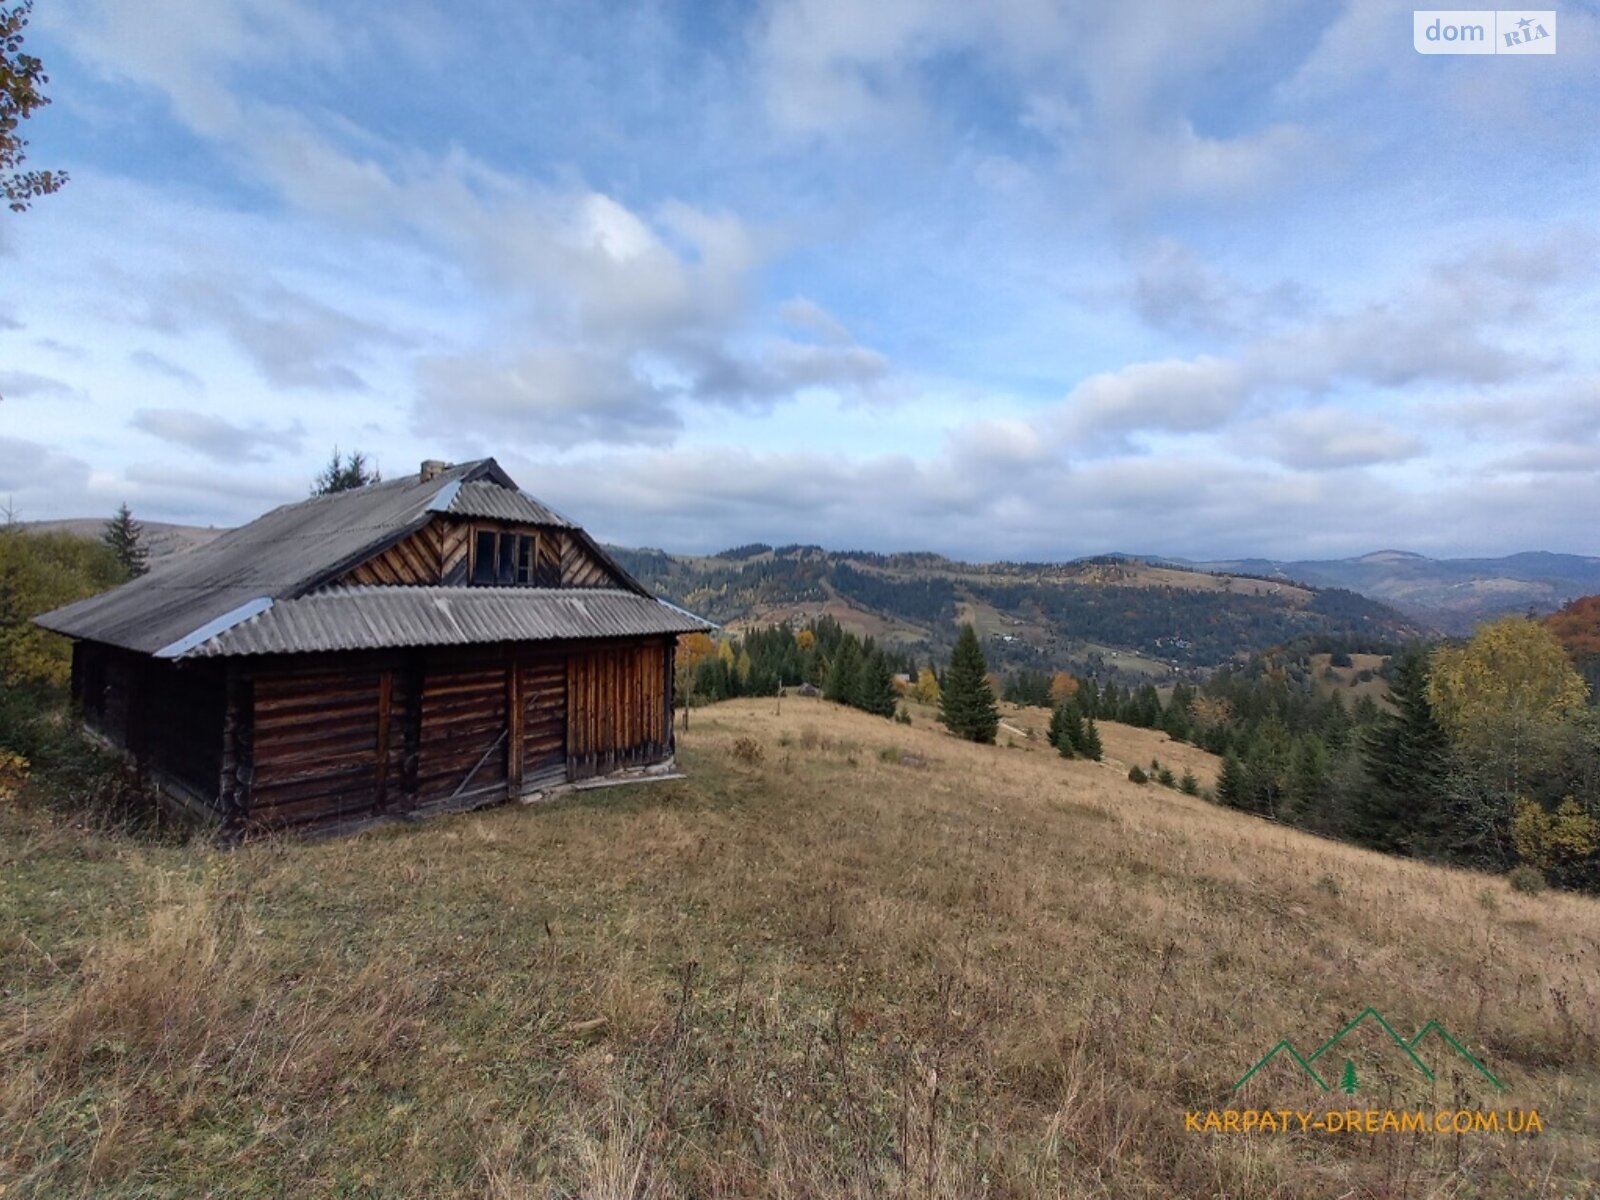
[3,0,1598,561]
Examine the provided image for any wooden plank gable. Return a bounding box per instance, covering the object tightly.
[560,532,624,588]
[331,518,633,593]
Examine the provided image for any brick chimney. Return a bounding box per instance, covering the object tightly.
[419,459,448,482]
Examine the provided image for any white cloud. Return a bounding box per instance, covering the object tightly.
[0,370,77,400]
[137,271,410,391]
[413,347,682,450]
[1239,406,1424,469]
[130,408,305,463]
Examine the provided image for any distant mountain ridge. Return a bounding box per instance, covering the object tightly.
[1171,550,1600,633]
[20,514,1593,659]
[607,543,1423,676]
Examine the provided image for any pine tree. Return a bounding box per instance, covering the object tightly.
[1063,703,1088,756]
[856,649,899,718]
[1321,691,1353,752]
[311,447,381,495]
[1099,682,1120,720]
[1341,1058,1358,1095]
[1047,702,1071,755]
[1353,647,1450,854]
[1217,752,1248,808]
[1287,736,1330,821]
[1078,678,1100,719]
[1079,716,1103,761]
[102,503,148,578]
[825,636,861,705]
[939,624,999,743]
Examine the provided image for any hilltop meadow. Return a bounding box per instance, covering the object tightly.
[3,696,1598,1198]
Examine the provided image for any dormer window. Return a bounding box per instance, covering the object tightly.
[472,530,535,586]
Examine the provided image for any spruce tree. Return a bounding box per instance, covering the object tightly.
[1217,752,1248,808]
[1353,647,1450,854]
[1099,682,1120,719]
[102,503,148,578]
[1062,702,1088,756]
[311,447,381,495]
[856,649,898,718]
[1048,702,1071,755]
[1078,678,1100,719]
[1080,716,1103,761]
[939,624,999,743]
[825,636,861,705]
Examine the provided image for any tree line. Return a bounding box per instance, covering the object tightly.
[708,607,1600,895]
[1025,620,1600,895]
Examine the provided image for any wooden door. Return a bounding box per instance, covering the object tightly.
[417,647,508,806]
[518,654,567,792]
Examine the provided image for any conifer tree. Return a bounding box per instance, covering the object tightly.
[311,447,381,494]
[1353,647,1449,853]
[856,649,899,718]
[1048,701,1070,755]
[1078,677,1100,719]
[1062,702,1088,756]
[1079,715,1103,761]
[102,503,148,578]
[825,636,861,705]
[1217,751,1248,808]
[940,624,999,743]
[1099,682,1120,719]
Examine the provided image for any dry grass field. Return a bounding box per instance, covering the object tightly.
[1311,652,1395,705]
[3,696,1598,1197]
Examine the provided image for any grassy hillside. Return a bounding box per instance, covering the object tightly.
[3,699,1595,1197]
[18,519,226,565]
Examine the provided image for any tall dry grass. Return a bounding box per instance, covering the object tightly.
[2,695,1597,1197]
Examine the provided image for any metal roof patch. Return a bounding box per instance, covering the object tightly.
[153,597,275,659]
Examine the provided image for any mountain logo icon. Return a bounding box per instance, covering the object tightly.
[1232,1008,1505,1093]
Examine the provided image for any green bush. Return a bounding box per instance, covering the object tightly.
[0,528,128,686]
[1507,865,1546,894]
[1127,765,1149,785]
[1156,766,1175,788]
[1178,769,1200,795]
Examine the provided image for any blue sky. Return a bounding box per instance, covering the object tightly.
[2,0,1598,560]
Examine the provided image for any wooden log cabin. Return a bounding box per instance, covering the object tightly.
[35,458,713,836]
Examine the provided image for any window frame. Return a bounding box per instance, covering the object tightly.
[469,526,540,587]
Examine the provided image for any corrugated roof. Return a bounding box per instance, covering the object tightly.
[34,458,659,655]
[446,481,576,527]
[183,587,713,657]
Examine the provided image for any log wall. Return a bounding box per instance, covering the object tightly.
[69,634,675,834]
[250,657,400,829]
[417,645,509,805]
[71,642,227,811]
[566,640,670,780]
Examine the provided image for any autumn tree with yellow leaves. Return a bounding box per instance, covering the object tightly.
[1427,616,1590,798]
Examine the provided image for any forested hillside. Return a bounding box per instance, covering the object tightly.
[609,543,1422,678]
